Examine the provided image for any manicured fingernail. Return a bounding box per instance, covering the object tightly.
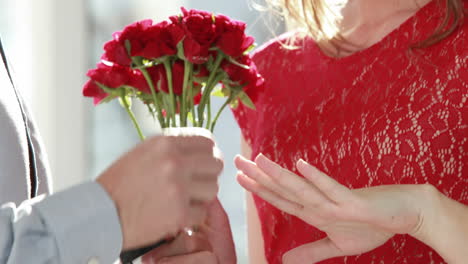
[256,153,269,163]
[297,159,309,168]
[234,154,245,161]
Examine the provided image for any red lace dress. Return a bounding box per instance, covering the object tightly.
[232,1,468,263]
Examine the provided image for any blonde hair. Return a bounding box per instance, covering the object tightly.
[261,0,466,53]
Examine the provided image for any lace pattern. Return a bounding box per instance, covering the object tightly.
[232,1,468,263]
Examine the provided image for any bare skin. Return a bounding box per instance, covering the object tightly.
[97,128,223,250]
[321,0,432,57]
[235,152,468,263]
[141,199,237,264]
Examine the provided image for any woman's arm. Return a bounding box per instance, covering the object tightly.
[235,154,468,263]
[412,188,468,264]
[241,137,268,264]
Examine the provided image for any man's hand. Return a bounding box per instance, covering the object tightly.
[97,128,223,250]
[141,199,237,264]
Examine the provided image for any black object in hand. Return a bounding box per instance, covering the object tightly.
[120,240,167,264]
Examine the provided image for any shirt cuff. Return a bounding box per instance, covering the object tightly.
[35,181,123,264]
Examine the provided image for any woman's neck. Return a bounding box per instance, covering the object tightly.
[324,0,432,56]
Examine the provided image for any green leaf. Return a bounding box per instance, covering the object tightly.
[177,39,186,60]
[96,82,121,96]
[125,39,132,55]
[98,94,117,104]
[224,83,244,93]
[238,91,256,110]
[206,55,215,71]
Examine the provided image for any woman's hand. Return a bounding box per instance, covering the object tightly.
[234,154,436,263]
[141,199,236,264]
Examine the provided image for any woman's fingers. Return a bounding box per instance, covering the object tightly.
[255,154,331,205]
[283,237,344,264]
[235,155,299,203]
[236,171,303,216]
[297,159,354,204]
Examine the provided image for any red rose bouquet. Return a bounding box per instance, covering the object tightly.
[83,8,264,140]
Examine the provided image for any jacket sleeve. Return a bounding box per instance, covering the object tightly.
[0,182,123,264]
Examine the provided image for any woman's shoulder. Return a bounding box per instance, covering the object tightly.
[252,31,316,71]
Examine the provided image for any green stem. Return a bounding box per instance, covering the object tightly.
[197,74,224,128]
[198,54,224,127]
[210,95,233,132]
[120,95,145,141]
[146,104,155,120]
[137,63,166,128]
[205,97,211,130]
[163,60,177,127]
[189,81,198,126]
[181,61,191,127]
[161,94,171,126]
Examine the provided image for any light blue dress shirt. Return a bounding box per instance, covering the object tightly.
[0,182,123,264]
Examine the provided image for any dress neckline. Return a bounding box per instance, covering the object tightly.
[313,0,438,63]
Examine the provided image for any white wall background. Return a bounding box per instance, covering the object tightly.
[0,0,88,192]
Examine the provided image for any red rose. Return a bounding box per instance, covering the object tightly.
[100,20,153,66]
[193,92,202,105]
[181,8,217,47]
[87,62,133,88]
[83,80,108,105]
[147,61,185,95]
[216,15,254,58]
[146,64,165,92]
[166,22,185,47]
[84,62,156,104]
[222,55,264,101]
[194,64,210,78]
[173,8,219,64]
[101,39,131,66]
[83,62,135,104]
[129,70,151,94]
[133,21,183,59]
[118,19,153,56]
[170,60,185,95]
[221,56,254,85]
[183,37,210,64]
